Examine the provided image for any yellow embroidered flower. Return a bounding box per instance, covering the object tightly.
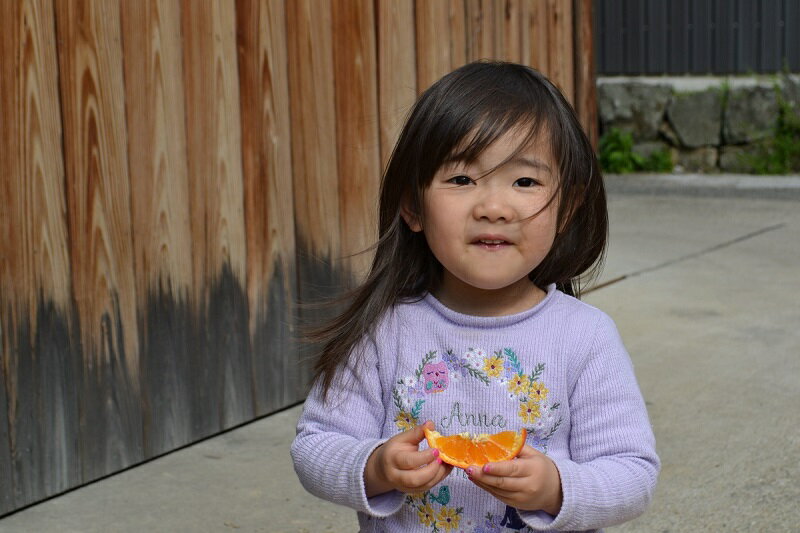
[435,507,460,531]
[528,381,549,401]
[395,411,417,431]
[483,355,504,378]
[507,373,528,395]
[417,503,435,526]
[519,399,541,423]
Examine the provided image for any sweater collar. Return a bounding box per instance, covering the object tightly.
[421,283,558,328]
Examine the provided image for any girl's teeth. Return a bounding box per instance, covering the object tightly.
[481,240,503,244]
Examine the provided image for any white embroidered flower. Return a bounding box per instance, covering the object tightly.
[402,376,416,387]
[540,404,555,422]
[508,392,517,401]
[464,347,485,367]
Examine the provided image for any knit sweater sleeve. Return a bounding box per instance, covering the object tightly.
[522,311,660,531]
[290,334,404,517]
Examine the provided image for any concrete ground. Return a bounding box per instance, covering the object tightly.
[1,173,798,532]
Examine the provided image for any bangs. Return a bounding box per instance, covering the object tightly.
[418,64,564,186]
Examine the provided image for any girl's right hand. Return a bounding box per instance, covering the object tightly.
[364,421,453,497]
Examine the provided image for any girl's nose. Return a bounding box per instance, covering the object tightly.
[473,190,514,222]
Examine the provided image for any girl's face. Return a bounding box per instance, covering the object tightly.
[402,128,559,314]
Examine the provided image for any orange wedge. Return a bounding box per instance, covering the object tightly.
[423,427,527,469]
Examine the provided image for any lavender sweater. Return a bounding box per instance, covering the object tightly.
[292,285,659,532]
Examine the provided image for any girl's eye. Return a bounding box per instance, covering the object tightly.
[447,175,474,186]
[514,177,539,188]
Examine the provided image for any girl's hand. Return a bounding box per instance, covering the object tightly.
[466,445,563,515]
[364,421,453,497]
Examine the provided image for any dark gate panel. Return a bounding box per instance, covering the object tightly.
[596,0,800,74]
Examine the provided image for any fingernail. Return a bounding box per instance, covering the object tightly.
[437,458,443,465]
[466,467,473,477]
[483,464,491,473]
[432,449,440,458]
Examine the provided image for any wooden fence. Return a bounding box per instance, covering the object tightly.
[0,0,595,515]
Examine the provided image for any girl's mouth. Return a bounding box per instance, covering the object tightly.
[474,238,510,250]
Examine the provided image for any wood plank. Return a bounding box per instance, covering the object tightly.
[545,0,574,104]
[1,0,80,510]
[573,0,598,149]
[181,0,253,435]
[528,0,550,73]
[332,0,381,283]
[0,332,11,515]
[286,0,342,393]
[119,0,194,458]
[235,0,300,413]
[466,0,494,61]
[54,0,143,483]
[449,0,467,68]
[415,0,452,92]
[376,0,417,170]
[495,0,523,62]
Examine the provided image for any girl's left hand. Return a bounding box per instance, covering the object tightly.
[466,445,563,516]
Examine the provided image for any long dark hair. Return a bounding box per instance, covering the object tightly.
[312,61,607,398]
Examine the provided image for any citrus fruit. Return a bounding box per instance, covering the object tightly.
[423,427,527,469]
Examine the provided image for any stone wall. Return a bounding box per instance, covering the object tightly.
[598,75,800,173]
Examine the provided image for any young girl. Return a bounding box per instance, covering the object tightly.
[291,61,659,532]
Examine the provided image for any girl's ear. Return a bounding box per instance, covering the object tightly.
[400,200,423,232]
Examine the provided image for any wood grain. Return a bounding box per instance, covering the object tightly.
[545,0,574,103]
[495,0,523,62]
[54,0,143,482]
[120,0,194,457]
[376,0,416,170]
[235,0,299,413]
[415,0,453,92]
[466,0,494,61]
[332,0,381,282]
[182,0,253,435]
[449,0,467,68]
[573,0,598,148]
[2,0,81,507]
[287,0,341,262]
[528,0,549,74]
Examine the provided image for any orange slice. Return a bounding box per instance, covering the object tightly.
[423,427,527,469]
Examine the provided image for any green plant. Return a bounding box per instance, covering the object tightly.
[743,97,800,174]
[598,128,674,174]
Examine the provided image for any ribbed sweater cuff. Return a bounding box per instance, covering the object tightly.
[352,439,404,517]
[519,458,583,531]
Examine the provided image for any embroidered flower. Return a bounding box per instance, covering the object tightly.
[507,373,528,395]
[435,507,460,531]
[528,381,548,402]
[395,410,417,430]
[417,503,435,526]
[519,399,541,423]
[443,350,473,377]
[483,355,504,378]
[464,348,486,367]
[402,376,416,387]
[531,416,549,434]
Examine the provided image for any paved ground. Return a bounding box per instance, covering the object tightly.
[1,173,798,532]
